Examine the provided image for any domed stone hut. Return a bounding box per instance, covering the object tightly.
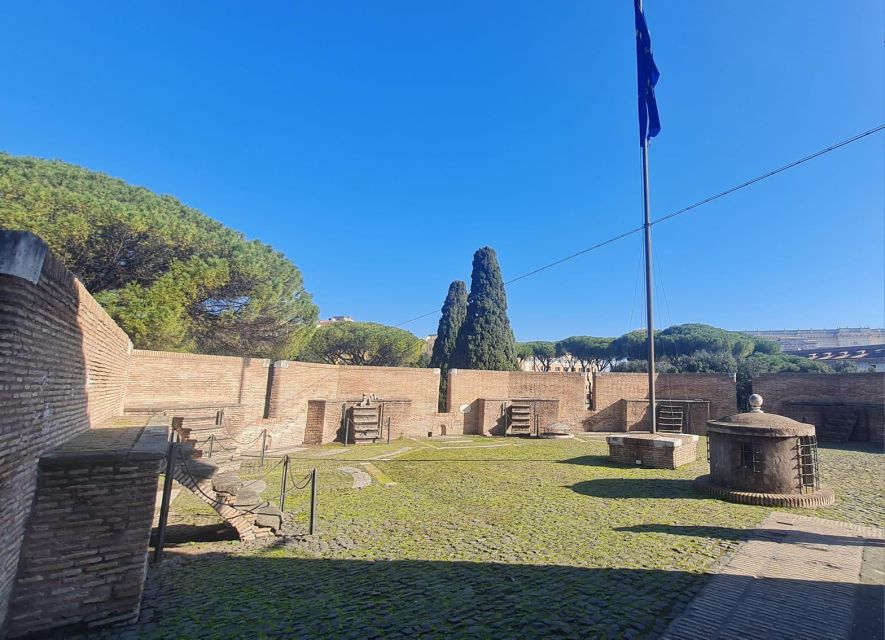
[695,394,835,507]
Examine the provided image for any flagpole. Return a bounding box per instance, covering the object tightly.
[641,134,657,434]
[638,0,657,434]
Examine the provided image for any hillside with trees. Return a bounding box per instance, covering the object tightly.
[521,323,856,407]
[0,153,318,358]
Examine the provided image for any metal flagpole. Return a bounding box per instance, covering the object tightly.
[638,0,656,434]
[641,136,656,434]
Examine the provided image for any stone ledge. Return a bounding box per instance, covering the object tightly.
[0,230,48,283]
[40,425,169,467]
[694,475,836,508]
[606,433,698,448]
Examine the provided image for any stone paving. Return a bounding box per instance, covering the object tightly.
[337,465,372,489]
[107,439,882,639]
[661,512,885,640]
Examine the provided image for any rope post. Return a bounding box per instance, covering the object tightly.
[260,429,267,467]
[208,433,214,459]
[153,432,178,565]
[279,455,290,511]
[387,417,391,444]
[309,468,318,535]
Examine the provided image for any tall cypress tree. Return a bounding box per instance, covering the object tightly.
[452,246,518,371]
[431,280,468,410]
[430,280,468,369]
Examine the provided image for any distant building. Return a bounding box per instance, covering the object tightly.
[741,327,885,351]
[318,315,354,327]
[424,335,437,356]
[519,356,598,373]
[791,344,885,373]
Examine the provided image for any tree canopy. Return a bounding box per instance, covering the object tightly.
[0,153,317,357]
[516,341,557,371]
[556,336,616,371]
[451,247,518,371]
[299,322,426,367]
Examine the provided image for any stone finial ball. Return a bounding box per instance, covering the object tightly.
[748,394,764,412]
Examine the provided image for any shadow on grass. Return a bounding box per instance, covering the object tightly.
[615,523,884,548]
[150,522,239,545]
[125,555,874,640]
[557,454,618,467]
[570,478,702,499]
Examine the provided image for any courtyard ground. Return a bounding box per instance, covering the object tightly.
[116,436,882,639]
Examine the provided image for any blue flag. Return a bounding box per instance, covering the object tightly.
[635,0,661,145]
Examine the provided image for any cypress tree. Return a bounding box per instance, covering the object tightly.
[452,246,518,371]
[430,280,468,411]
[430,280,468,369]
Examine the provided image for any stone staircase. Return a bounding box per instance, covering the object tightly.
[507,401,533,436]
[169,421,283,541]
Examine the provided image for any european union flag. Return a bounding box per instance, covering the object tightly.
[635,0,661,145]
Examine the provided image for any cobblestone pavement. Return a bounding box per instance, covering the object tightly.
[661,512,885,640]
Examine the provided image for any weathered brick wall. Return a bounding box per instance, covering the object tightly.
[753,373,885,415]
[607,436,699,469]
[448,369,585,434]
[0,232,132,631]
[753,373,885,443]
[125,351,271,425]
[7,426,166,637]
[337,366,440,416]
[267,361,340,427]
[586,373,736,431]
[267,361,441,442]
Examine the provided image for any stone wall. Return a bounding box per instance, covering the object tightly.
[125,350,271,426]
[753,373,885,443]
[753,373,885,414]
[0,232,132,631]
[586,373,736,432]
[7,426,166,637]
[448,369,586,434]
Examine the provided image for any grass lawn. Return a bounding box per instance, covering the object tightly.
[130,436,883,639]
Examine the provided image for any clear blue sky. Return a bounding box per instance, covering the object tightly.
[1,1,882,340]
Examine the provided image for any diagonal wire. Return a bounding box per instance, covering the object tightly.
[393,124,884,328]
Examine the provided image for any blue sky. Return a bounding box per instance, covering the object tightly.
[1,1,882,340]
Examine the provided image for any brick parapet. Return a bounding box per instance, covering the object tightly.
[0,231,132,632]
[7,425,165,637]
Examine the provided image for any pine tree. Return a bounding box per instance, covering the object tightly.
[430,280,468,369]
[452,246,518,371]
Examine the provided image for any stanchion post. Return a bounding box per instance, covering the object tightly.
[279,455,290,511]
[309,468,317,535]
[208,433,214,459]
[260,429,267,467]
[153,432,177,565]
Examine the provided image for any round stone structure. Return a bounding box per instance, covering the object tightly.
[695,394,835,507]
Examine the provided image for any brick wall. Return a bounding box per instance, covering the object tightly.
[448,369,585,434]
[0,232,132,631]
[7,426,166,637]
[125,351,271,425]
[586,373,736,431]
[753,373,885,443]
[267,361,441,443]
[607,435,699,469]
[753,373,885,414]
